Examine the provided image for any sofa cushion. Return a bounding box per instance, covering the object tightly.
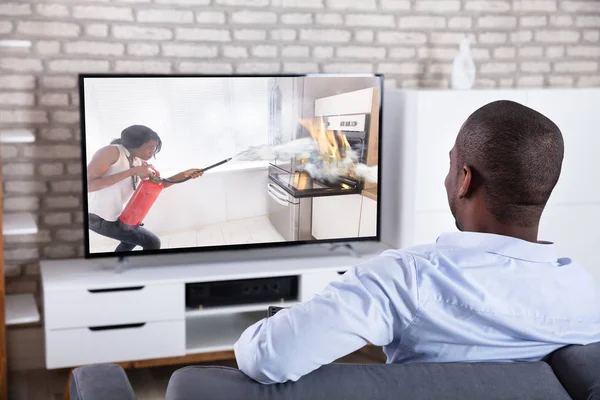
[70,364,136,400]
[165,362,571,400]
[548,342,600,400]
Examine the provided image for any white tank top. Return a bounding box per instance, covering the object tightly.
[88,144,142,221]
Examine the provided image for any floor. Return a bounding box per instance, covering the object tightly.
[8,347,387,400]
[90,215,285,253]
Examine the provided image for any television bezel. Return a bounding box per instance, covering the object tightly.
[78,73,384,260]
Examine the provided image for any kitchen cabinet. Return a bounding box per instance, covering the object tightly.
[359,194,377,237]
[312,194,362,240]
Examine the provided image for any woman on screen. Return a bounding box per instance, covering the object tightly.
[86,125,203,252]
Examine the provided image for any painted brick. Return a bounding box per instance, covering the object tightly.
[44,212,72,225]
[355,30,374,43]
[0,145,17,159]
[283,62,319,73]
[380,0,411,10]
[22,145,80,159]
[162,44,218,58]
[378,31,427,44]
[252,45,278,57]
[155,0,209,4]
[300,29,351,42]
[0,92,34,106]
[316,13,343,25]
[128,43,160,56]
[39,162,65,176]
[546,46,565,58]
[477,16,517,29]
[3,163,34,176]
[56,229,84,242]
[480,62,518,74]
[272,0,324,7]
[43,245,76,259]
[521,62,552,73]
[115,60,171,73]
[313,46,334,58]
[232,11,277,24]
[67,163,82,175]
[510,30,534,43]
[518,46,544,58]
[223,46,249,58]
[137,9,193,23]
[378,63,423,74]
[42,77,76,89]
[235,29,268,41]
[513,0,557,11]
[5,249,39,263]
[0,75,35,90]
[346,14,395,28]
[0,3,31,16]
[326,0,376,10]
[35,4,69,17]
[554,61,598,73]
[281,46,309,57]
[520,16,548,28]
[65,41,125,56]
[0,21,12,34]
[448,17,473,29]
[560,1,600,12]
[73,6,134,21]
[40,93,70,107]
[583,31,600,42]
[576,16,600,28]
[337,46,386,59]
[270,29,297,41]
[177,28,231,42]
[18,21,80,37]
[113,25,173,40]
[4,196,39,211]
[236,62,281,73]
[398,16,446,29]
[464,1,510,11]
[549,76,575,86]
[567,45,600,58]
[415,0,460,12]
[535,30,580,43]
[550,15,574,27]
[50,180,82,193]
[5,231,51,245]
[431,32,471,45]
[6,181,47,194]
[0,110,48,124]
[196,11,226,24]
[36,41,61,55]
[281,13,312,24]
[215,0,268,5]
[45,196,80,209]
[578,76,600,87]
[389,47,417,59]
[494,47,516,59]
[178,62,234,74]
[86,24,109,37]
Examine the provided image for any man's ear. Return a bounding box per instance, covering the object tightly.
[458,165,473,198]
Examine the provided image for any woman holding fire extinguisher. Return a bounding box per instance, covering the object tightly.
[87,125,203,252]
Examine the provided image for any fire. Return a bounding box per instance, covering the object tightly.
[299,117,358,183]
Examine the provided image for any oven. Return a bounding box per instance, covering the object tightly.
[267,87,377,241]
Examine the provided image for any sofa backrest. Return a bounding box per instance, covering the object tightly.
[547,341,600,400]
[166,362,572,400]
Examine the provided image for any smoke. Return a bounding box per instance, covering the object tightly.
[233,138,378,184]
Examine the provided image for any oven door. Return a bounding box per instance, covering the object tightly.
[267,182,300,242]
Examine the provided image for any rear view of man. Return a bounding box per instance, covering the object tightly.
[234,100,600,384]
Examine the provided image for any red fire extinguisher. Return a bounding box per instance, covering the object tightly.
[119,158,232,227]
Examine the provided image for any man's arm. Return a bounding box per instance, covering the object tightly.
[233,252,419,384]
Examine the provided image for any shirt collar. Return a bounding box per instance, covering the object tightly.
[435,231,557,263]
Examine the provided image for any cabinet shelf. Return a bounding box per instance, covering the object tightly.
[185,301,298,318]
[3,212,38,235]
[5,294,40,325]
[0,129,35,143]
[186,311,264,354]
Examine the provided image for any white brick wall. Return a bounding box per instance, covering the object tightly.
[0,0,599,321]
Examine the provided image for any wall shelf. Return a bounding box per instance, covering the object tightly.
[5,294,40,326]
[3,212,38,236]
[0,129,35,144]
[185,311,264,354]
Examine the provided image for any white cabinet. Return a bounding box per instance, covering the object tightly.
[312,194,362,239]
[359,196,377,237]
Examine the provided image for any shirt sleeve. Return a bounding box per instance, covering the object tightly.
[233,251,419,384]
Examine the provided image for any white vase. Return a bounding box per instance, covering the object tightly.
[451,36,476,90]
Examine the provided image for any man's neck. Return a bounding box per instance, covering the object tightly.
[465,221,539,243]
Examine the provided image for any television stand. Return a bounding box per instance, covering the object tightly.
[329,243,360,258]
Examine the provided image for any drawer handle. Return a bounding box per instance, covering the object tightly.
[88,286,145,293]
[89,323,146,331]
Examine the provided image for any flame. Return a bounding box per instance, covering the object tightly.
[300,117,349,165]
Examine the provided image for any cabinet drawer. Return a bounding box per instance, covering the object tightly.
[44,283,184,330]
[46,320,185,369]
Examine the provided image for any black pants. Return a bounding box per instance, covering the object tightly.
[88,213,161,252]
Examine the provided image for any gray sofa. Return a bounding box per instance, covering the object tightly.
[70,342,600,400]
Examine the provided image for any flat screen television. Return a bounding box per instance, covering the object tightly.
[79,73,383,259]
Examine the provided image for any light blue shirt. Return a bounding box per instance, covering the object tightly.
[234,232,600,384]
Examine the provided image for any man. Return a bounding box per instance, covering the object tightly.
[234,100,600,384]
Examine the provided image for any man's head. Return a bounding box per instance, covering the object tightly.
[444,100,564,237]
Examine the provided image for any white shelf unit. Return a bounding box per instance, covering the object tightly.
[40,242,389,369]
[2,128,40,326]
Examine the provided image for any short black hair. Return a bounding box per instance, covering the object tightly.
[111,125,162,154]
[456,100,564,227]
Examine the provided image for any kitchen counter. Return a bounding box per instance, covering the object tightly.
[362,187,377,201]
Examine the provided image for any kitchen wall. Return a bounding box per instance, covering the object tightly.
[1,0,600,354]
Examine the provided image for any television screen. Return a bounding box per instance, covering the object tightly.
[80,74,383,258]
